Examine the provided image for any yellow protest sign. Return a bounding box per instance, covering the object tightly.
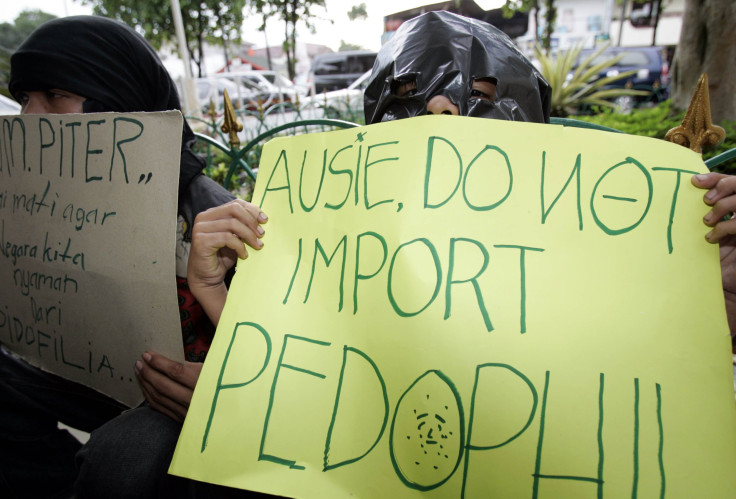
[171,116,736,497]
[0,112,183,407]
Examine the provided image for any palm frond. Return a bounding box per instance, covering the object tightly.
[534,43,651,117]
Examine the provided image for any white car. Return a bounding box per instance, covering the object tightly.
[236,70,298,93]
[299,70,371,120]
[195,77,260,111]
[0,94,21,114]
[222,70,301,105]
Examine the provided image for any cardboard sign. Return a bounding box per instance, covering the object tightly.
[0,111,183,407]
[171,116,736,497]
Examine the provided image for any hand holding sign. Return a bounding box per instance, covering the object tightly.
[135,351,203,423]
[132,199,269,423]
[187,199,269,326]
[691,171,736,336]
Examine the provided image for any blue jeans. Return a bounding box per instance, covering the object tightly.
[0,345,126,498]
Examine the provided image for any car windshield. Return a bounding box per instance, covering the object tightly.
[587,51,651,67]
[347,71,371,91]
[314,57,345,75]
[196,78,257,100]
[236,78,262,91]
[271,73,294,87]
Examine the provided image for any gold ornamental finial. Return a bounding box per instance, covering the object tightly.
[257,95,265,119]
[208,98,216,121]
[664,73,725,153]
[220,89,243,149]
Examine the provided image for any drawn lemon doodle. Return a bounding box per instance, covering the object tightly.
[390,370,465,490]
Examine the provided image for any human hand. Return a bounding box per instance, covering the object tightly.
[188,199,267,287]
[691,172,736,335]
[187,199,268,324]
[134,351,202,423]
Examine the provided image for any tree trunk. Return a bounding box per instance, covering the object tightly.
[671,0,736,123]
[194,13,206,77]
[197,31,205,77]
[543,0,557,54]
[220,19,230,72]
[651,0,662,46]
[283,15,293,81]
[617,0,627,46]
[263,16,273,71]
[187,46,198,77]
[288,0,298,80]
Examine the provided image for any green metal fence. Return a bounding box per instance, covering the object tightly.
[189,96,736,198]
[188,94,364,198]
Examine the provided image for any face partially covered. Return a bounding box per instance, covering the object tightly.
[364,11,551,124]
[17,89,86,114]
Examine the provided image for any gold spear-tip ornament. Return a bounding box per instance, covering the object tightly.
[221,88,243,149]
[665,73,725,154]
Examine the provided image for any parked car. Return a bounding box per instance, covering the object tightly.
[309,50,377,94]
[196,77,260,113]
[293,71,311,95]
[573,46,670,112]
[233,70,302,95]
[300,70,371,120]
[225,70,300,107]
[0,94,21,114]
[197,72,300,115]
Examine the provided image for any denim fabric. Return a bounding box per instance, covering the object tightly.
[0,345,126,498]
[75,404,275,498]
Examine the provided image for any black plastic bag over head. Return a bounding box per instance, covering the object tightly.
[364,10,550,124]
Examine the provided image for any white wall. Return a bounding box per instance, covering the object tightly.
[516,0,684,52]
[609,16,683,47]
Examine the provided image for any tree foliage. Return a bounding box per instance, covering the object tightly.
[670,0,736,123]
[502,0,559,52]
[83,0,246,77]
[502,1,539,27]
[339,40,362,51]
[574,100,736,173]
[249,0,327,80]
[534,43,648,117]
[0,9,57,97]
[347,3,368,21]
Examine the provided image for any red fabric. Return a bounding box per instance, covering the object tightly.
[177,277,215,362]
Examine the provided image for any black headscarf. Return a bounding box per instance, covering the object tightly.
[9,15,234,238]
[364,11,551,124]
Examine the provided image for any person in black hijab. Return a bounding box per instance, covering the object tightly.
[9,14,233,236]
[1,15,268,498]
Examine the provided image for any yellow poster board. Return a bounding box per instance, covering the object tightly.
[171,116,736,497]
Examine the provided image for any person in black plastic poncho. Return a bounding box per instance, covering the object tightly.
[364,10,551,124]
[1,15,267,498]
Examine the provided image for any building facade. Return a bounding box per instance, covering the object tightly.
[515,0,685,54]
